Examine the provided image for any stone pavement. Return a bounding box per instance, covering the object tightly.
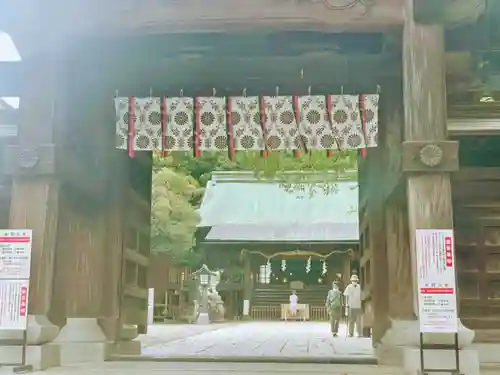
[136,322,374,362]
[138,322,236,348]
[20,362,403,375]
[5,362,500,375]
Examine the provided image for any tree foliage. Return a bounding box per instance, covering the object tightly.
[150,150,358,265]
[150,161,203,264]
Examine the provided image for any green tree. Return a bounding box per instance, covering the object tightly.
[168,149,358,188]
[150,164,203,265]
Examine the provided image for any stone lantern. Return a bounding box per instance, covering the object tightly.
[192,264,218,324]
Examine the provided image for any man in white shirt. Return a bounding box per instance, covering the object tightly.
[343,274,362,337]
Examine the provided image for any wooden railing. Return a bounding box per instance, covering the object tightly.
[168,267,192,285]
[250,305,329,321]
[250,306,281,320]
[310,306,329,321]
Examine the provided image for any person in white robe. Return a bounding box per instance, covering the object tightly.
[288,290,298,320]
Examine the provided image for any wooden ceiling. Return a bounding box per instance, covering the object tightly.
[0,0,486,60]
[0,29,483,97]
[1,1,500,99]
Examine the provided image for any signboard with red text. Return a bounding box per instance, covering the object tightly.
[0,230,32,330]
[416,229,458,333]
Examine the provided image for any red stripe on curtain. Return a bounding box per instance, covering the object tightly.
[161,96,169,157]
[128,96,135,158]
[259,95,268,158]
[326,95,334,158]
[194,97,201,157]
[227,98,235,160]
[360,94,367,158]
[293,95,301,157]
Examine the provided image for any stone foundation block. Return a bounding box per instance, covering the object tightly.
[54,317,109,365]
[403,347,480,375]
[472,343,500,364]
[0,343,60,371]
[59,342,112,365]
[109,340,142,356]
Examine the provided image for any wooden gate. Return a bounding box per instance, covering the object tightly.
[118,155,153,335]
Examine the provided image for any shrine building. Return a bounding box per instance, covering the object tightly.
[197,171,358,321]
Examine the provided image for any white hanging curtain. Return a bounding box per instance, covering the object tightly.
[132,97,162,152]
[328,94,366,150]
[114,97,129,150]
[229,96,264,151]
[297,95,339,151]
[196,97,228,152]
[261,96,298,151]
[114,93,380,156]
[164,97,194,152]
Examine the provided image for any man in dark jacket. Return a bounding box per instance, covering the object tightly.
[325,281,343,337]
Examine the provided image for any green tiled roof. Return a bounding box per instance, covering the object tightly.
[198,172,358,242]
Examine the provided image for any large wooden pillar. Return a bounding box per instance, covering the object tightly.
[48,78,133,363]
[2,47,66,369]
[50,88,109,364]
[370,80,416,363]
[395,0,478,373]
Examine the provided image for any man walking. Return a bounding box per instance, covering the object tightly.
[325,281,343,337]
[343,274,362,337]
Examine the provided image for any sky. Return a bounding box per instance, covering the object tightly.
[0,31,20,108]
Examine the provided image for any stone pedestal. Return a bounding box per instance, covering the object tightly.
[109,324,141,356]
[0,315,60,370]
[197,312,210,325]
[54,318,109,365]
[375,319,479,374]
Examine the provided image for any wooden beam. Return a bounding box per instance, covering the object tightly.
[413,0,485,26]
[401,140,459,173]
[4,0,406,41]
[413,0,446,24]
[73,53,401,96]
[453,167,500,182]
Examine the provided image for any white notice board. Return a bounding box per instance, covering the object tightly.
[0,230,33,280]
[0,280,29,330]
[0,230,32,330]
[416,229,458,333]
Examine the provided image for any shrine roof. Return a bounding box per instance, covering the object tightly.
[198,171,358,243]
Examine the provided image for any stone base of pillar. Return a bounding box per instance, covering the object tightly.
[54,318,109,365]
[472,343,500,364]
[110,340,141,356]
[0,315,61,370]
[375,319,477,370]
[472,329,500,364]
[0,344,60,371]
[108,324,141,356]
[404,347,479,375]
